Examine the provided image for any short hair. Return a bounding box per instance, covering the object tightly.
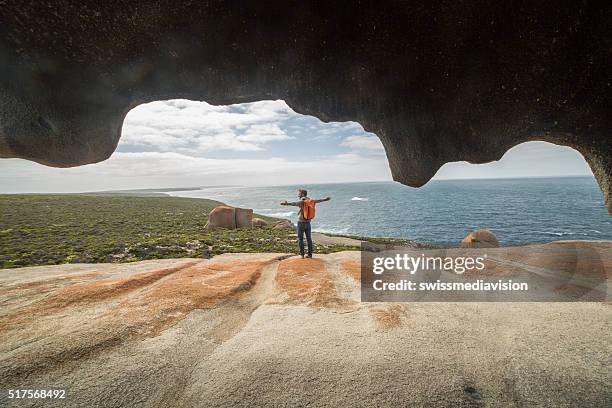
[299,189,307,196]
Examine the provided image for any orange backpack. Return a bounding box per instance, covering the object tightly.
[302,198,316,220]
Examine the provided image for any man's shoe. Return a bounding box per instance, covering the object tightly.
[300,255,305,258]
[306,254,313,258]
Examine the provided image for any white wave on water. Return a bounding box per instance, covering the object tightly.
[260,211,295,218]
[313,225,352,234]
[537,231,591,236]
[351,197,369,201]
[538,231,570,236]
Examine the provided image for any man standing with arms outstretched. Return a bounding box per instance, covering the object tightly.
[281,189,331,258]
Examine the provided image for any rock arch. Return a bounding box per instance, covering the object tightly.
[0,1,609,211]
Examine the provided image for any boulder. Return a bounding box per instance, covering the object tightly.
[205,206,253,229]
[234,207,253,229]
[252,218,268,227]
[273,220,295,230]
[460,229,500,248]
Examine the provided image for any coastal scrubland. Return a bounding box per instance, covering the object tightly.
[0,194,423,269]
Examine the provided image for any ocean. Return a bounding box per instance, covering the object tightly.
[169,177,611,247]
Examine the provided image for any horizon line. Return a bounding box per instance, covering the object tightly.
[0,174,595,195]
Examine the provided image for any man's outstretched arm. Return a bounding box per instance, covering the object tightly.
[280,200,302,206]
[314,197,331,204]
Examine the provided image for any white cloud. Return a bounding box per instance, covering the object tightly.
[120,99,293,153]
[341,135,385,152]
[237,123,290,144]
[433,141,592,180]
[0,151,392,193]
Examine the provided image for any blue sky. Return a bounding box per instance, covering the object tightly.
[0,99,593,193]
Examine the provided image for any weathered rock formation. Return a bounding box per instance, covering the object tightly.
[204,206,253,229]
[461,229,500,248]
[273,219,295,230]
[252,217,268,227]
[1,243,610,406]
[0,2,610,211]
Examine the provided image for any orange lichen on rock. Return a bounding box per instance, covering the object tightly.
[553,282,603,300]
[115,259,271,336]
[0,261,199,332]
[11,271,100,290]
[139,260,267,306]
[271,257,343,308]
[340,260,361,282]
[24,261,197,313]
[0,257,278,380]
[462,258,519,277]
[0,258,276,339]
[369,304,409,330]
[503,241,611,280]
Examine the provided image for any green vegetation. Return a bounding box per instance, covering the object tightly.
[0,194,359,269]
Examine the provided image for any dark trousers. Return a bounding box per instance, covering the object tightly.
[297,221,313,256]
